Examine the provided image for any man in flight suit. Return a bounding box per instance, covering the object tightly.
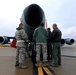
[51,23,62,67]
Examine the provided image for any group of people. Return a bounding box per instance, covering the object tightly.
[15,22,62,69]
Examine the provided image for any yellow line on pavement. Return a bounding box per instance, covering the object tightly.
[37,61,53,75]
[42,67,53,75]
[38,67,44,75]
[0,46,7,48]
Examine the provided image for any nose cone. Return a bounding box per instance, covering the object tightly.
[23,4,44,27]
[21,4,45,41]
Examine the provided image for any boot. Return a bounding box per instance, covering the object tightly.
[35,61,40,67]
[15,61,19,67]
[42,61,48,66]
[19,63,27,69]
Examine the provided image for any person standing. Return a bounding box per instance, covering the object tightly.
[33,23,48,66]
[47,28,52,61]
[51,23,62,67]
[15,23,28,69]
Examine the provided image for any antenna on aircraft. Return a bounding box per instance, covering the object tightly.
[45,20,48,29]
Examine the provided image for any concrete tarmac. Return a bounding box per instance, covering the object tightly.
[0,46,33,75]
[0,42,76,75]
[50,42,76,75]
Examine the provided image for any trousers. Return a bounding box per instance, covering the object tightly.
[36,43,47,62]
[16,46,27,64]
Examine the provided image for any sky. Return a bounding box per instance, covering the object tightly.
[0,0,76,40]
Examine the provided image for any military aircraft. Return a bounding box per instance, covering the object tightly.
[0,4,75,45]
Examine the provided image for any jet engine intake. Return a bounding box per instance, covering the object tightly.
[65,38,74,45]
[61,39,65,45]
[0,36,9,44]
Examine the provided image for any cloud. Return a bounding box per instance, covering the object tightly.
[45,0,76,40]
[0,0,76,40]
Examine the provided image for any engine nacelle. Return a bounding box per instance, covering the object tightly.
[0,36,15,44]
[0,36,9,44]
[65,38,74,45]
[61,39,65,45]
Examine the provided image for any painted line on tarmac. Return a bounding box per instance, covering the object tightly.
[42,67,53,75]
[62,55,76,58]
[38,67,44,75]
[0,46,7,48]
[37,61,55,75]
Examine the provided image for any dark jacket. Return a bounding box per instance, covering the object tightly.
[51,28,62,43]
[47,31,52,42]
